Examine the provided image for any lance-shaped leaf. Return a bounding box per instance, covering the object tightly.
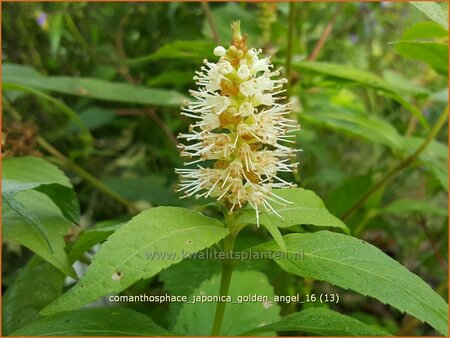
[10,307,174,336]
[3,190,76,278]
[411,2,448,30]
[242,307,391,336]
[394,42,448,75]
[3,179,80,225]
[2,257,65,335]
[299,110,405,152]
[237,188,348,233]
[293,61,429,127]
[2,192,53,252]
[3,156,80,224]
[3,63,186,107]
[42,207,229,315]
[253,231,448,335]
[3,156,72,187]
[68,222,123,263]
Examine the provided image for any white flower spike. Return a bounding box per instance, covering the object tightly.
[176,21,300,226]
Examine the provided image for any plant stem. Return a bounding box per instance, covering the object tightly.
[285,1,295,96]
[202,2,220,44]
[38,138,139,214]
[285,2,302,184]
[211,217,236,336]
[308,3,342,61]
[341,105,448,220]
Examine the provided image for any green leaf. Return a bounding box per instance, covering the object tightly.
[261,219,286,252]
[3,179,80,225]
[3,156,72,187]
[79,106,116,130]
[128,41,215,64]
[3,63,41,77]
[293,61,426,96]
[237,188,349,233]
[411,2,448,30]
[159,255,222,326]
[3,156,77,273]
[294,61,429,127]
[299,110,405,152]
[41,207,229,315]
[3,63,186,107]
[160,257,221,298]
[3,190,76,278]
[254,231,449,335]
[379,199,448,217]
[3,180,44,194]
[242,307,391,336]
[10,307,174,336]
[33,184,80,224]
[68,222,122,263]
[174,270,280,336]
[2,257,65,335]
[2,192,53,253]
[382,70,430,96]
[393,42,448,74]
[160,234,280,327]
[3,156,80,224]
[402,21,448,40]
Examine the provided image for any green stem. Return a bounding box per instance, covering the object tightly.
[211,216,236,336]
[39,138,139,215]
[285,1,295,96]
[285,2,302,184]
[341,105,448,220]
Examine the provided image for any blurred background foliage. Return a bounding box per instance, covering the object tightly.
[2,2,448,335]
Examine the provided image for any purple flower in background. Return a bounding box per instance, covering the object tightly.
[350,33,359,44]
[35,10,48,30]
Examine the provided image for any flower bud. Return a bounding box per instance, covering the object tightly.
[214,46,227,57]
